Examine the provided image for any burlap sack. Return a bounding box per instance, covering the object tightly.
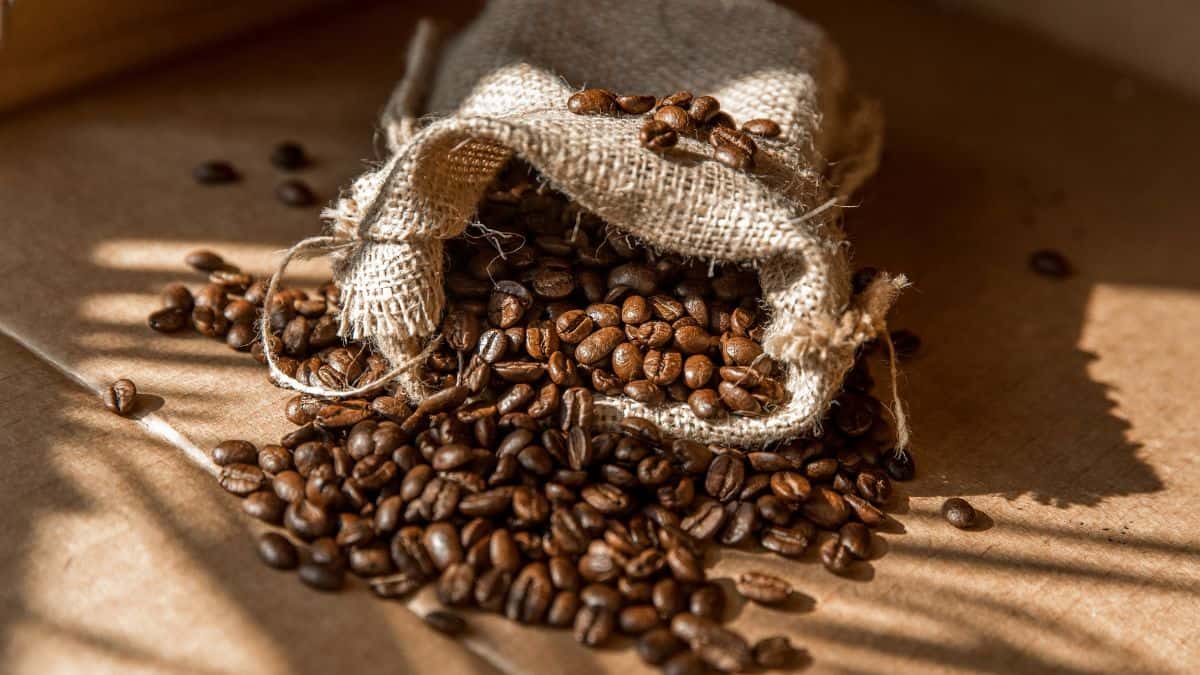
[264,0,908,448]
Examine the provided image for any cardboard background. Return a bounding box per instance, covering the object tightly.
[0,1,1197,673]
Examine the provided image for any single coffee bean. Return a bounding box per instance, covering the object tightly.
[567,89,619,116]
[844,492,886,526]
[659,91,693,109]
[619,604,660,635]
[1030,249,1072,278]
[654,105,695,135]
[243,490,285,524]
[670,612,752,673]
[643,349,683,385]
[276,179,315,207]
[770,471,811,503]
[735,571,791,605]
[102,378,138,416]
[192,161,237,185]
[575,326,624,365]
[424,610,467,636]
[662,652,707,675]
[270,141,309,170]
[506,562,553,623]
[148,306,189,333]
[369,572,423,599]
[617,94,657,114]
[640,119,678,151]
[218,463,264,496]
[840,521,872,559]
[638,628,685,665]
[688,388,723,419]
[298,561,344,591]
[760,524,812,557]
[212,439,257,466]
[682,354,714,389]
[257,532,298,569]
[884,447,916,481]
[802,486,850,529]
[820,536,855,575]
[546,590,582,627]
[714,143,754,171]
[437,562,477,606]
[689,95,720,123]
[574,604,616,646]
[942,497,977,529]
[705,453,745,502]
[688,584,725,621]
[423,522,464,570]
[753,636,800,668]
[665,545,704,583]
[161,283,194,312]
[624,379,664,404]
[681,499,726,541]
[742,118,782,138]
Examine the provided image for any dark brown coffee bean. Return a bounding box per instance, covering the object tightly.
[942,497,977,529]
[437,562,476,606]
[755,494,790,525]
[506,562,553,623]
[640,119,678,151]
[547,308,589,343]
[884,447,916,481]
[611,342,644,382]
[298,561,343,591]
[651,577,684,619]
[423,522,464,571]
[444,308,481,353]
[717,381,761,416]
[581,483,630,514]
[624,379,664,404]
[546,590,582,627]
[665,546,704,583]
[617,94,656,114]
[753,636,799,668]
[803,486,850,529]
[212,440,257,467]
[658,91,693,109]
[619,605,660,635]
[642,349,683,385]
[474,567,513,611]
[629,320,673,349]
[705,453,745,502]
[421,609,467,637]
[839,521,872,559]
[670,612,752,673]
[1030,249,1072,278]
[689,95,720,123]
[716,501,756,546]
[268,141,308,170]
[348,544,393,577]
[742,118,782,138]
[710,126,758,156]
[681,499,727,541]
[735,571,791,605]
[256,532,298,569]
[654,105,695,135]
[573,604,616,646]
[491,360,546,383]
[662,652,707,675]
[575,326,623,365]
[102,379,137,416]
[242,489,285,524]
[682,355,714,389]
[890,329,921,359]
[637,628,685,665]
[148,306,189,333]
[770,471,811,503]
[820,536,855,575]
[672,325,712,354]
[687,389,723,419]
[192,160,238,184]
[805,458,839,480]
[184,248,227,271]
[568,88,619,115]
[276,179,315,207]
[843,492,885,526]
[218,463,263,496]
[714,143,753,171]
[488,282,532,328]
[161,283,194,312]
[531,266,576,299]
[760,524,812,557]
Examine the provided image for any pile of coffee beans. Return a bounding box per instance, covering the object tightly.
[567,88,780,171]
[148,160,915,673]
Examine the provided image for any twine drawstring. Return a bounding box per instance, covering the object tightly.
[261,234,440,398]
[878,320,910,453]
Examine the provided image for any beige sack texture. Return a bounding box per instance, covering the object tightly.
[271,0,900,447]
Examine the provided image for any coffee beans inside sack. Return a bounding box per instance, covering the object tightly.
[141,0,928,670]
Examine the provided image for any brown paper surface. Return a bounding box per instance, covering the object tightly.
[0,1,1197,673]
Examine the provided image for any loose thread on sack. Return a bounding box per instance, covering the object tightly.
[879,318,910,454]
[261,234,441,398]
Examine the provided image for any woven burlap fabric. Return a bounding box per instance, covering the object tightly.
[310,0,895,446]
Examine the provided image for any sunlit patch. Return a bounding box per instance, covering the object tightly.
[89,239,331,283]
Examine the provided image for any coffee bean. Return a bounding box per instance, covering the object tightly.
[575,326,623,365]
[102,378,137,416]
[688,584,725,621]
[243,490,285,524]
[1030,249,1072,278]
[681,500,726,541]
[654,105,695,135]
[619,605,660,635]
[884,447,916,481]
[219,463,263,495]
[742,118,781,138]
[689,96,720,123]
[844,493,886,526]
[369,572,423,599]
[735,571,791,605]
[506,562,553,623]
[624,379,664,404]
[753,636,799,668]
[424,609,467,636]
[574,604,616,646]
[714,144,754,171]
[270,141,309,170]
[659,91,693,109]
[438,562,476,606]
[670,612,752,673]
[665,545,704,583]
[423,522,464,570]
[640,119,678,151]
[802,486,850,529]
[770,471,811,503]
[820,536,855,575]
[705,453,745,502]
[257,532,298,569]
[617,94,657,114]
[643,349,683,385]
[581,483,630,514]
[546,590,581,627]
[942,497,976,529]
[840,521,872,559]
[148,306,189,333]
[688,389,723,419]
[192,161,237,185]
[662,652,707,675]
[682,354,714,389]
[212,439,257,466]
[760,524,812,557]
[890,329,921,359]
[298,561,344,591]
[567,89,619,116]
[276,179,315,207]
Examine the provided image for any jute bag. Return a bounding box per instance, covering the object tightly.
[264,0,909,448]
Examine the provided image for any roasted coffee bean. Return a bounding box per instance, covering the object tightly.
[652,577,684,619]
[643,349,683,385]
[391,526,436,579]
[658,91,693,109]
[160,283,195,313]
[844,493,886,526]
[742,118,782,138]
[506,562,553,623]
[243,490,285,524]
[148,306,189,333]
[423,522,464,571]
[834,393,875,436]
[687,583,725,622]
[681,499,727,541]
[884,447,916,481]
[567,88,619,116]
[547,590,582,627]
[276,179,315,207]
[770,471,811,503]
[270,141,308,170]
[753,636,799,668]
[735,571,791,605]
[760,524,812,557]
[574,604,616,646]
[714,143,753,171]
[575,326,623,365]
[617,94,657,114]
[1030,249,1072,278]
[654,105,695,135]
[298,561,344,591]
[192,162,238,185]
[257,532,298,569]
[689,95,720,123]
[624,379,664,404]
[856,468,892,505]
[688,389,723,419]
[803,486,850,529]
[755,494,790,526]
[611,342,644,382]
[212,440,257,466]
[349,545,394,577]
[682,354,714,389]
[718,501,757,546]
[423,609,467,637]
[670,612,752,673]
[710,126,758,156]
[662,652,707,675]
[705,453,745,502]
[717,381,761,416]
[219,463,263,495]
[474,567,513,611]
[820,536,855,575]
[532,266,575,299]
[438,562,476,606]
[619,605,660,635]
[640,119,678,151]
[581,483,630,514]
[491,361,546,383]
[840,521,872,559]
[102,378,138,416]
[942,497,976,529]
[665,545,704,583]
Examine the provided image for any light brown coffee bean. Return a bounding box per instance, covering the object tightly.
[742,118,782,138]
[735,571,791,605]
[102,378,138,416]
[568,89,619,116]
